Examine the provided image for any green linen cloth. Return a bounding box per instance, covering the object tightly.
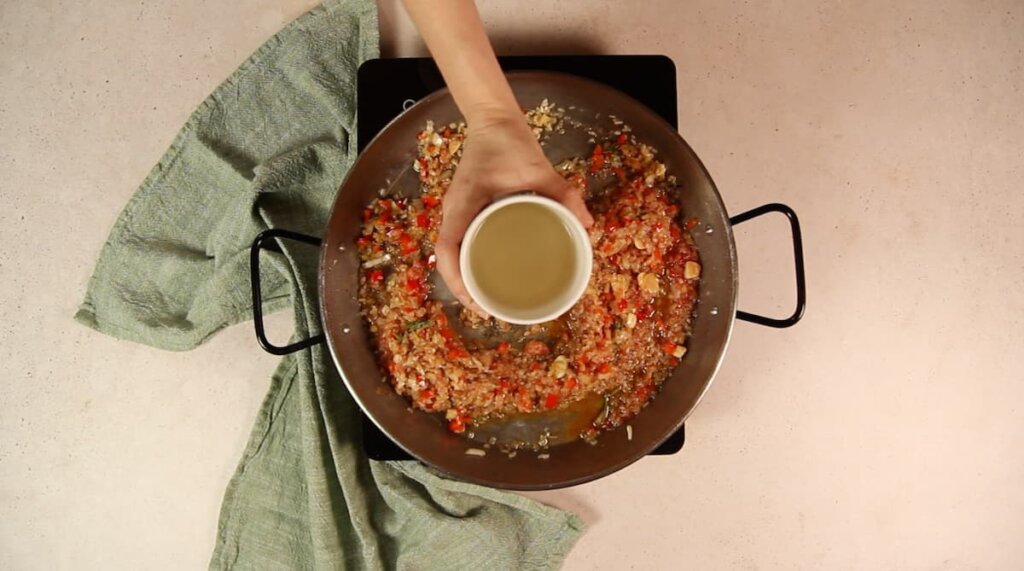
[75,1,584,568]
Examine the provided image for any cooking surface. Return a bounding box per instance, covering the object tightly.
[3,0,1024,568]
[356,55,688,460]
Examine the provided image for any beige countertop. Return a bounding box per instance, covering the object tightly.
[2,0,1022,568]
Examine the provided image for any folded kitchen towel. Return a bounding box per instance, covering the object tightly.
[75,1,584,568]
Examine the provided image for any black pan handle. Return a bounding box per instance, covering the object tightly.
[250,229,326,355]
[729,203,806,328]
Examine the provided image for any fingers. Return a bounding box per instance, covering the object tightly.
[532,174,595,228]
[435,177,492,319]
[434,233,491,320]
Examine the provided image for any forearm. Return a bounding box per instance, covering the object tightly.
[401,0,519,126]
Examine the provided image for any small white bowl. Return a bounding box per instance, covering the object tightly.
[460,194,593,325]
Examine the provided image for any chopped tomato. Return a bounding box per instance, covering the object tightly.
[516,390,534,412]
[617,133,628,145]
[565,377,578,390]
[524,339,550,356]
[661,341,677,355]
[638,304,655,321]
[616,298,629,311]
[634,385,652,402]
[415,212,430,228]
[496,341,511,354]
[423,195,441,208]
[442,127,452,137]
[544,393,560,410]
[596,363,612,374]
[685,217,699,230]
[447,347,468,360]
[368,269,384,285]
[356,236,371,248]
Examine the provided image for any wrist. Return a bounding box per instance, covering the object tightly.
[463,100,523,130]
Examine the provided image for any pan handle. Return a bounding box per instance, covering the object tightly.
[250,229,326,355]
[728,203,806,328]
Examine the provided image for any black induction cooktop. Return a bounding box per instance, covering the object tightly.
[356,55,685,460]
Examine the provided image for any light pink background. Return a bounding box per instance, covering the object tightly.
[2,0,1022,568]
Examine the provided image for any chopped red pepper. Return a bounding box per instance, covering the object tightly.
[447,347,468,360]
[596,363,612,374]
[565,377,578,390]
[415,212,430,228]
[442,127,452,137]
[543,393,560,410]
[496,341,510,354]
[685,217,699,230]
[368,269,384,285]
[616,298,629,311]
[418,388,435,407]
[661,341,677,355]
[406,277,424,295]
[398,233,418,256]
[356,236,371,248]
[617,133,629,145]
[448,415,466,433]
[423,195,441,208]
[589,145,605,172]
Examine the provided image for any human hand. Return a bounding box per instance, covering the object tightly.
[435,111,595,318]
